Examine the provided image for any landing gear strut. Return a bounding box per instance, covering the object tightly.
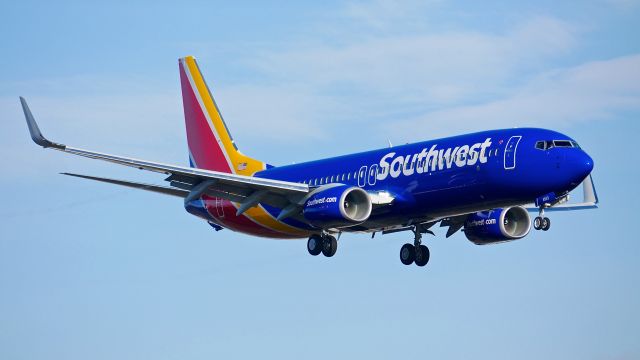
[307,234,338,257]
[533,208,551,231]
[400,225,431,267]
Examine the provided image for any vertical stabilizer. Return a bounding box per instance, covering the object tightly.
[179,56,265,175]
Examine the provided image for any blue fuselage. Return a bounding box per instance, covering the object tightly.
[254,128,593,232]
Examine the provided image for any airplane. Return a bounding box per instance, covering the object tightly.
[19,56,598,268]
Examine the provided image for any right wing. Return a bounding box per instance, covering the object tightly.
[525,175,599,212]
[20,97,311,217]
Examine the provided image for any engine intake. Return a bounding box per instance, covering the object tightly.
[303,185,372,229]
[464,206,532,245]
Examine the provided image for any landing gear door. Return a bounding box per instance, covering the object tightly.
[504,135,522,170]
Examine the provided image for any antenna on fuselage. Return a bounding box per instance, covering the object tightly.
[387,139,393,148]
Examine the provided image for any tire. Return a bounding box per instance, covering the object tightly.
[307,235,323,256]
[322,235,338,257]
[542,217,551,231]
[414,245,430,267]
[400,244,415,265]
[534,216,542,230]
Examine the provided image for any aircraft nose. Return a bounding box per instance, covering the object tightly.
[574,151,594,180]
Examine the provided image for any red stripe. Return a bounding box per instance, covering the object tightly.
[180,63,231,172]
[202,196,300,239]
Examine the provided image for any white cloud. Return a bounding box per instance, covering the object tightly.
[342,0,442,31]
[252,16,576,107]
[382,54,640,139]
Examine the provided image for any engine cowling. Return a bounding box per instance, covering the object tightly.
[302,185,372,229]
[464,206,532,245]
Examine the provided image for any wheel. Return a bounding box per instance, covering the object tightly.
[400,244,415,265]
[322,235,338,257]
[307,234,323,256]
[414,245,430,267]
[533,216,542,230]
[541,217,551,231]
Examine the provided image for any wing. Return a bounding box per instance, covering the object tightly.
[525,175,599,212]
[437,175,599,237]
[19,97,311,216]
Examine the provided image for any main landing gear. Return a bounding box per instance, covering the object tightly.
[307,234,338,257]
[533,208,551,231]
[400,225,431,267]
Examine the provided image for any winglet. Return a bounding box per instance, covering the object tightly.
[19,97,66,150]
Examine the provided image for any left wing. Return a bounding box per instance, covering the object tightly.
[20,97,311,217]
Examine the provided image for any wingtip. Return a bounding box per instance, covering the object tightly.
[19,97,66,150]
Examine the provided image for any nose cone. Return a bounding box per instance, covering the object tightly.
[570,151,594,185]
[580,151,594,177]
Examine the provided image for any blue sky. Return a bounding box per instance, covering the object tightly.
[1,0,639,359]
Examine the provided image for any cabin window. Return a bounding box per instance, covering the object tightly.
[326,176,330,184]
[347,172,350,180]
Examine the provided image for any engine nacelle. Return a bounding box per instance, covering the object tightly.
[302,185,372,229]
[464,206,532,245]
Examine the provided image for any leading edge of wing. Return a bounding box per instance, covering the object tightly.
[19,97,309,195]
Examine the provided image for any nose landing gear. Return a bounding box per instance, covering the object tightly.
[399,225,431,267]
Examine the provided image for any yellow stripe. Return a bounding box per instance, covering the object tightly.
[184,56,308,236]
[243,206,310,236]
[184,56,264,177]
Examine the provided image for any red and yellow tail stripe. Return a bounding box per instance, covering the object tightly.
[179,56,309,237]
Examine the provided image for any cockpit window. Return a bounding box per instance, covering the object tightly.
[535,141,548,150]
[535,140,580,150]
[553,140,573,147]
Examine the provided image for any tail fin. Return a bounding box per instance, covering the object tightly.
[179,56,266,175]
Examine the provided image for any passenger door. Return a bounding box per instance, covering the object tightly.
[504,136,522,170]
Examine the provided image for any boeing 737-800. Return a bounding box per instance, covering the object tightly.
[19,56,598,268]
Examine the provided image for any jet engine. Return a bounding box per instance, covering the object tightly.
[464,206,532,245]
[302,185,372,229]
